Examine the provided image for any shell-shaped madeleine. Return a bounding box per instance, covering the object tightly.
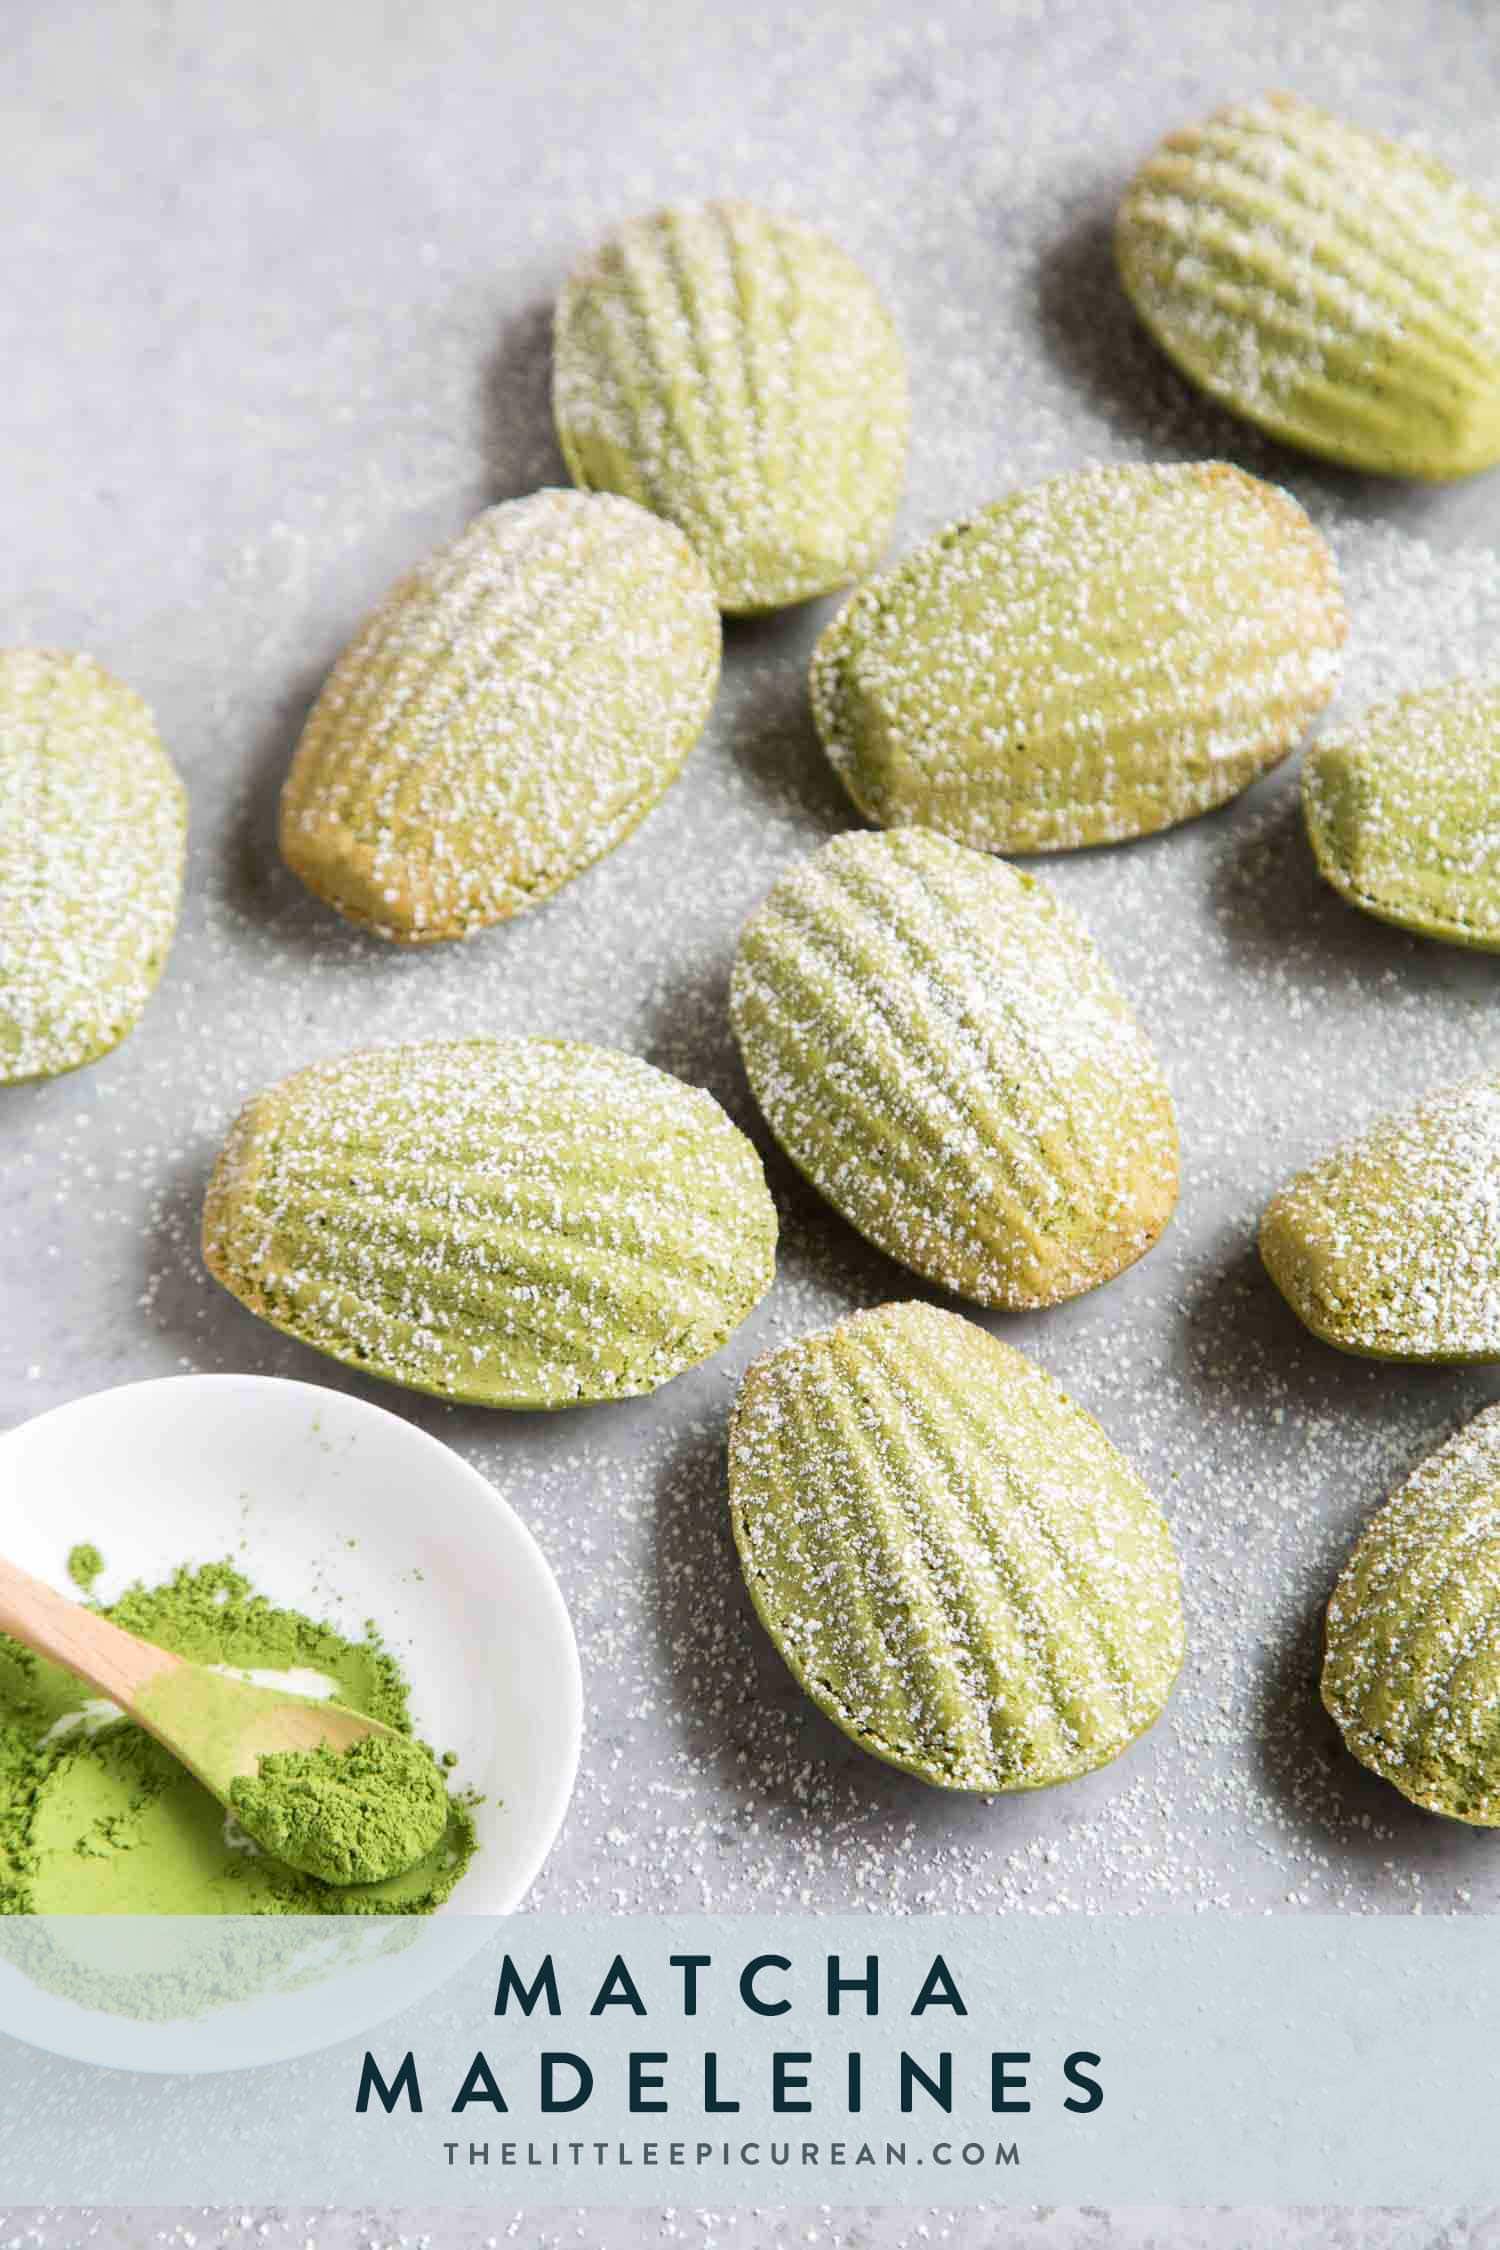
[730,828,1178,1308]
[1324,1405,1500,1823]
[1304,678,1500,950]
[279,490,720,943]
[810,462,1345,852]
[729,1302,1184,1792]
[1260,1073,1500,1362]
[0,648,186,1083]
[1116,94,1500,480]
[203,1037,777,1407]
[553,201,909,613]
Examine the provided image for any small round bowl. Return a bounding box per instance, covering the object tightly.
[0,1373,582,2067]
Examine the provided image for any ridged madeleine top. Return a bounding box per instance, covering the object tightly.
[731,828,1178,1309]
[1260,1073,1500,1362]
[1,648,186,1083]
[279,490,720,942]
[1116,94,1500,480]
[729,1302,1184,1793]
[1303,677,1500,950]
[553,201,909,612]
[1323,1405,1500,1823]
[202,1037,777,1408]
[810,462,1345,852]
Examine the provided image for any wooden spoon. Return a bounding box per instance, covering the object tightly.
[0,1552,442,1883]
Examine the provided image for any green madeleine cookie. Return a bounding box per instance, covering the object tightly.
[729,1302,1184,1792]
[279,490,720,943]
[1,648,186,1083]
[809,462,1345,853]
[1303,678,1500,950]
[1116,94,1500,481]
[1260,1073,1500,1362]
[731,828,1178,1309]
[553,201,909,613]
[1323,1405,1500,1823]
[203,1037,777,1407]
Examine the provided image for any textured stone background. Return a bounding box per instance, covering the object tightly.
[5,0,1500,2242]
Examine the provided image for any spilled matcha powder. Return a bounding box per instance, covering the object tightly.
[0,1556,477,1915]
[65,1542,104,1593]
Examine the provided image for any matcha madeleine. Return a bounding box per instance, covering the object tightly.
[810,462,1345,853]
[1324,1405,1500,1823]
[1304,678,1500,950]
[1261,1073,1500,1362]
[1117,94,1500,481]
[1,648,186,1083]
[731,828,1178,1309]
[279,490,719,942]
[204,1037,776,1407]
[553,201,909,612]
[729,1302,1184,1792]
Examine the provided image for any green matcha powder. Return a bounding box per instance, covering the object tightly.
[230,1732,452,1886]
[0,1556,478,1915]
[65,1542,104,1592]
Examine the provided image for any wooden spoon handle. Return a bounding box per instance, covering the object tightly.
[0,1554,181,1708]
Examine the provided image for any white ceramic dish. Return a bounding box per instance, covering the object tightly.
[0,1373,582,2068]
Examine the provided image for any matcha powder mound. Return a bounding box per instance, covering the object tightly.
[231,1732,451,1886]
[0,1557,478,1916]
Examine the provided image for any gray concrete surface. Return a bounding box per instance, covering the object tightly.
[5,0,1500,2240]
